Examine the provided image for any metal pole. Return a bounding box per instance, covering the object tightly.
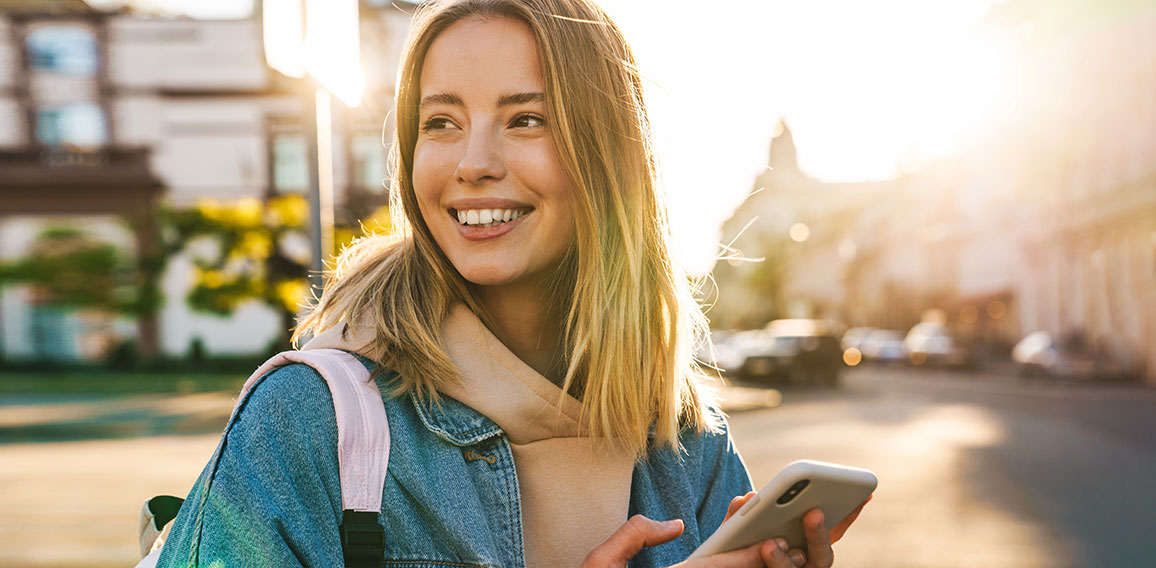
[305,86,335,295]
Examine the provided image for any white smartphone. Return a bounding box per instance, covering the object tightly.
[687,459,877,560]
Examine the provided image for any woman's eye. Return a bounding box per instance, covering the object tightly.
[420,117,456,132]
[511,114,546,128]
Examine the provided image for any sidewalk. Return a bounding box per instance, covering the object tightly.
[0,383,783,567]
[0,381,783,445]
[0,391,237,444]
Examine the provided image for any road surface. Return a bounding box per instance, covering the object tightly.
[2,365,1153,567]
[727,365,1156,568]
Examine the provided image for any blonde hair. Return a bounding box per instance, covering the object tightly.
[295,0,718,456]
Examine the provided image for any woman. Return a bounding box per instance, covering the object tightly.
[157,0,861,566]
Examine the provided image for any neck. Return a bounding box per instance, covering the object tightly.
[477,279,567,385]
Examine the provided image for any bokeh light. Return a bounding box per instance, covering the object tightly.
[789,223,811,243]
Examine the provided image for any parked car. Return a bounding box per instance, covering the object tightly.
[840,327,876,352]
[737,319,844,387]
[859,329,907,364]
[701,329,764,374]
[903,322,974,369]
[1012,330,1126,380]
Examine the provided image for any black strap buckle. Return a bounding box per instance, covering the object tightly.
[339,510,384,568]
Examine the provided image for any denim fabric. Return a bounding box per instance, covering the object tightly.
[157,359,753,568]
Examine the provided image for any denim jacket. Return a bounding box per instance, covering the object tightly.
[157,359,753,567]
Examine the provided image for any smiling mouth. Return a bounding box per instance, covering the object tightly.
[450,207,533,228]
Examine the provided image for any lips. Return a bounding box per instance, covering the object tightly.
[451,207,531,228]
[450,209,530,241]
[444,198,534,241]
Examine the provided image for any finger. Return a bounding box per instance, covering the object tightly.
[722,491,758,525]
[768,538,803,567]
[759,538,799,568]
[829,494,872,544]
[582,515,683,567]
[800,509,833,567]
[683,539,784,568]
[768,539,801,568]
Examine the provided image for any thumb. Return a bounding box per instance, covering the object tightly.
[581,515,684,567]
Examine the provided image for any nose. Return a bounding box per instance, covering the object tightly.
[454,127,506,186]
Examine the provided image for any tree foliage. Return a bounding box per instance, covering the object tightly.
[163,194,392,348]
[0,227,155,314]
[164,195,313,320]
[0,196,393,354]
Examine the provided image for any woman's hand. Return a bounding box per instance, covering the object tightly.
[724,492,873,567]
[578,514,793,568]
[581,494,871,568]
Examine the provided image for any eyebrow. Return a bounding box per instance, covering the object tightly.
[418,91,545,110]
[497,91,544,107]
[419,92,463,109]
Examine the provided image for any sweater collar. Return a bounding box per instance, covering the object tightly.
[302,304,588,445]
[438,303,587,445]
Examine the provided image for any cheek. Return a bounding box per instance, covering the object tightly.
[412,147,447,224]
[553,193,577,235]
[544,173,577,242]
[512,143,574,217]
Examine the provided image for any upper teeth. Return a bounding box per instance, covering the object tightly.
[457,208,527,226]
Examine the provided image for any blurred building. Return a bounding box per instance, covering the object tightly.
[713,0,1156,384]
[0,0,412,363]
[978,0,1156,382]
[712,121,904,330]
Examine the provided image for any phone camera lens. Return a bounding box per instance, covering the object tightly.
[776,479,811,505]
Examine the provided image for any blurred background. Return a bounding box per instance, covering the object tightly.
[0,0,1153,566]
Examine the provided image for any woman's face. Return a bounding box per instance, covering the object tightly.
[413,16,575,289]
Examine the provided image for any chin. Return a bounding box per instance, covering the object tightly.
[454,262,523,287]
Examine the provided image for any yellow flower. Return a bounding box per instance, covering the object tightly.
[275,279,310,312]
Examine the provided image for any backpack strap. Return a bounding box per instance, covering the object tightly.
[241,348,389,567]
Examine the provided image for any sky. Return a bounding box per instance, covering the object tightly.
[596,0,1009,272]
[87,0,1010,273]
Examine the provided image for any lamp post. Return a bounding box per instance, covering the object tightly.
[262,0,365,293]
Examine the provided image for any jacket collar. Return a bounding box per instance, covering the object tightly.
[408,390,504,447]
[302,304,587,447]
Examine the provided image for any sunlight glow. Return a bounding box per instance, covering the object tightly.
[302,0,365,107]
[262,0,365,107]
[598,0,1009,273]
[762,0,1015,181]
[261,0,305,78]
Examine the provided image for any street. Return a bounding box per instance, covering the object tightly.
[2,366,1154,567]
[727,365,1156,568]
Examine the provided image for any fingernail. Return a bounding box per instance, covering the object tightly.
[774,538,788,551]
[790,551,806,566]
[770,543,784,559]
[662,519,681,530]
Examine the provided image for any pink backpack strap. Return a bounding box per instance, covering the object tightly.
[134,349,389,568]
[239,348,390,513]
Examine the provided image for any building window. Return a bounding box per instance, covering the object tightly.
[28,302,77,361]
[272,133,308,193]
[36,102,107,148]
[26,25,98,76]
[350,132,388,192]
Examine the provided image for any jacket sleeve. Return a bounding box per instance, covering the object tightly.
[156,364,345,567]
[694,410,755,539]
